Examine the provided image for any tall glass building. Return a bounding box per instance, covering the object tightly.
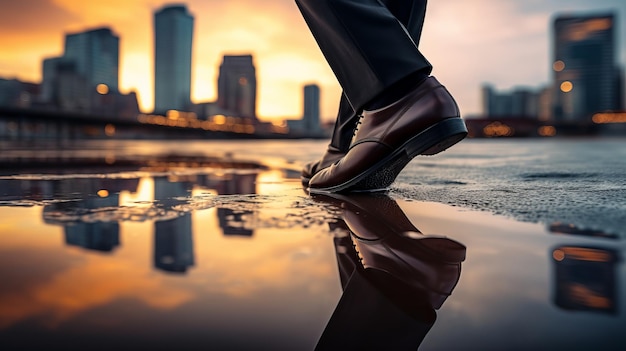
[217,55,257,119]
[154,4,194,114]
[552,13,621,122]
[64,27,119,92]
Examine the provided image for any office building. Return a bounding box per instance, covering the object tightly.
[41,57,89,110]
[482,84,539,118]
[552,13,621,122]
[154,4,194,114]
[217,55,257,118]
[303,84,321,131]
[64,27,119,92]
[287,83,323,135]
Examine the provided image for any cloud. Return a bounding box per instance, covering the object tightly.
[1,0,624,118]
[0,0,77,34]
[421,0,625,115]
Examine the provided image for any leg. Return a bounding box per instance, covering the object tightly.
[301,0,429,185]
[296,0,467,193]
[295,0,431,110]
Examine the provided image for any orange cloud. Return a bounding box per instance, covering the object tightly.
[0,0,342,119]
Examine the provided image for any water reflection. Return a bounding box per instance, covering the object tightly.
[313,193,466,350]
[549,221,620,315]
[551,246,619,314]
[211,172,257,237]
[154,176,195,273]
[0,167,468,349]
[2,170,261,272]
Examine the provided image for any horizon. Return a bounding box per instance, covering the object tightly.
[1,0,624,122]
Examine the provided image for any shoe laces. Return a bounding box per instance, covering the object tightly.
[351,114,364,145]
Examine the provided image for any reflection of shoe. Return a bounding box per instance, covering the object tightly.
[301,145,345,186]
[316,193,466,309]
[309,76,467,193]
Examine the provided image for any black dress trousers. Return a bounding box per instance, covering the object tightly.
[296,0,432,120]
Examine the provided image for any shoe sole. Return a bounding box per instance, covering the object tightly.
[309,117,467,194]
[316,192,467,264]
[301,176,311,187]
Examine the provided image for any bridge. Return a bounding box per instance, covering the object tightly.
[0,107,289,141]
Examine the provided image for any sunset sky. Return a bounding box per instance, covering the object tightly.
[1,0,624,122]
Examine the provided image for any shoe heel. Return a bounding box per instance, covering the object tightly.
[409,117,468,157]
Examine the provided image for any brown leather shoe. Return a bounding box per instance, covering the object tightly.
[313,192,466,309]
[300,145,345,186]
[309,76,467,193]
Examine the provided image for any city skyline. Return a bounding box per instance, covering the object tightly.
[0,0,625,121]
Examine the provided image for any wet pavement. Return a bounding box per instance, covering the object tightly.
[0,148,625,350]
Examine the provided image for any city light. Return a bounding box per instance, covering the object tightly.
[104,124,116,136]
[592,112,626,124]
[213,115,226,125]
[136,112,258,134]
[538,126,557,137]
[483,121,514,137]
[96,84,109,95]
[553,60,565,72]
[560,81,573,93]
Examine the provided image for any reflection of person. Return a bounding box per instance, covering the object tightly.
[314,193,466,350]
[297,0,467,193]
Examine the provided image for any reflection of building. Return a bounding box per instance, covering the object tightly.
[153,177,195,273]
[155,214,194,272]
[38,178,139,252]
[154,4,194,114]
[552,13,622,122]
[551,245,618,314]
[199,172,257,237]
[217,55,257,118]
[63,195,121,252]
[65,222,120,252]
[549,222,618,239]
[217,209,253,236]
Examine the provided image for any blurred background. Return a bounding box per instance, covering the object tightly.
[0,0,625,139]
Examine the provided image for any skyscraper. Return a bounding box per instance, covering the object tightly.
[217,55,257,118]
[303,84,321,131]
[552,13,620,122]
[482,84,539,118]
[63,27,119,92]
[154,4,194,114]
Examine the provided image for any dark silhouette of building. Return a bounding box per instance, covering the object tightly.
[198,172,257,237]
[65,221,120,252]
[482,84,542,119]
[303,84,321,131]
[64,27,120,92]
[0,78,40,108]
[552,13,622,122]
[37,27,138,118]
[551,245,618,314]
[154,4,194,114]
[154,214,194,272]
[287,83,323,136]
[153,177,195,273]
[217,55,257,119]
